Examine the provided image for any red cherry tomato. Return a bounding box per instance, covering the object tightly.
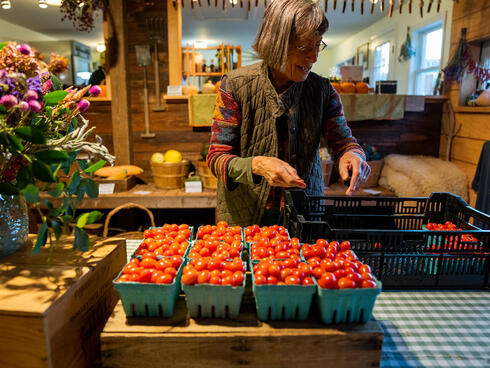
[362,280,377,288]
[338,277,356,289]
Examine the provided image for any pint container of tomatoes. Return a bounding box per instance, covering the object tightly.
[181,257,246,319]
[252,256,316,321]
[113,254,185,318]
[302,239,382,324]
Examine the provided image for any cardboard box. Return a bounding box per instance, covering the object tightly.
[0,236,126,368]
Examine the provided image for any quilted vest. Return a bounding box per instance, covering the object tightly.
[216,62,330,226]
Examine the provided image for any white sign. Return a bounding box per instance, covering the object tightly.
[185,181,202,193]
[167,85,183,96]
[98,183,115,195]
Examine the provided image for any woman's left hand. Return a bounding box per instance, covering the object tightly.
[338,151,371,195]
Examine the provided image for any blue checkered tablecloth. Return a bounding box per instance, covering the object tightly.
[374,291,490,368]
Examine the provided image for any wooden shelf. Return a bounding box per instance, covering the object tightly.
[163,95,189,104]
[193,72,223,76]
[453,105,490,113]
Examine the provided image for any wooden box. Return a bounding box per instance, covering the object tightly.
[0,235,126,368]
[96,176,136,193]
[101,295,383,368]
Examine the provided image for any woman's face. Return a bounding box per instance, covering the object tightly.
[270,34,323,91]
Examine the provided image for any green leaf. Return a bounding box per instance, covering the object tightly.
[60,215,73,225]
[50,219,63,242]
[84,159,106,174]
[32,159,56,182]
[76,179,87,202]
[78,159,89,171]
[16,165,34,189]
[6,134,23,152]
[33,221,48,255]
[84,178,98,198]
[0,182,20,195]
[48,182,64,198]
[50,74,63,91]
[61,151,77,175]
[74,227,90,252]
[0,42,6,50]
[14,126,46,144]
[0,105,6,114]
[68,170,81,194]
[21,184,39,204]
[43,90,68,105]
[77,210,102,228]
[63,197,75,217]
[35,150,69,164]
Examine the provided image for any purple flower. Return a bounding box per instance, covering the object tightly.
[27,76,43,97]
[0,70,6,79]
[19,101,29,111]
[0,95,18,109]
[89,85,101,97]
[17,44,32,56]
[28,100,42,113]
[77,99,90,112]
[25,90,38,101]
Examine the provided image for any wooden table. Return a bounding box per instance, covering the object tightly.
[100,294,384,368]
[0,236,126,368]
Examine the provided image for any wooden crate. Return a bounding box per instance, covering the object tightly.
[96,176,136,193]
[101,294,383,368]
[0,235,126,368]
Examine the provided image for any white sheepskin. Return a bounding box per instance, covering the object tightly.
[378,154,468,201]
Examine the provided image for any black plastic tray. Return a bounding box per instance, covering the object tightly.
[284,190,490,289]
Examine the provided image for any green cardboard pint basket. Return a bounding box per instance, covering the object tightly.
[113,259,184,318]
[316,280,382,324]
[251,271,316,321]
[182,281,246,319]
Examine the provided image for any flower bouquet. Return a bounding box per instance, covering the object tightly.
[0,41,114,253]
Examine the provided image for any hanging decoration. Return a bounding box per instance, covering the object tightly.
[443,28,490,84]
[398,27,416,62]
[178,0,456,18]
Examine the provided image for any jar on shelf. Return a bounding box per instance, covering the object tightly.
[210,59,215,73]
[202,59,207,73]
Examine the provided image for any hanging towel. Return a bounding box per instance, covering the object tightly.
[472,141,490,229]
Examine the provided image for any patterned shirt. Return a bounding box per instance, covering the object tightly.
[207,73,365,193]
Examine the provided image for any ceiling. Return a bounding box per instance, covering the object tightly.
[182,1,388,50]
[0,0,104,47]
[0,0,388,50]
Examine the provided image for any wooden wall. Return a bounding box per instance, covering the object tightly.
[100,0,210,182]
[439,0,490,208]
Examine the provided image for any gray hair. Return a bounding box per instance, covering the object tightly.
[252,0,328,71]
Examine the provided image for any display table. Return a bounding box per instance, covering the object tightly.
[100,296,384,368]
[0,235,126,368]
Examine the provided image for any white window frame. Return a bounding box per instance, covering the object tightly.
[369,29,395,87]
[411,20,444,95]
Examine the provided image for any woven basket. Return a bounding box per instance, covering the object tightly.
[152,160,189,189]
[361,159,384,188]
[193,161,217,189]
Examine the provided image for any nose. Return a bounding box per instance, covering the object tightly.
[305,47,318,63]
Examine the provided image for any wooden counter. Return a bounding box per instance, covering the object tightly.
[0,236,126,368]
[100,296,383,368]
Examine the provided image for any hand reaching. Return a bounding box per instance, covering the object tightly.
[252,156,306,188]
[338,151,371,195]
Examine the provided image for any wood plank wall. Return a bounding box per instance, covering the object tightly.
[100,0,211,182]
[439,0,490,208]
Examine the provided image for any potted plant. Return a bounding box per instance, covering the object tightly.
[0,41,114,256]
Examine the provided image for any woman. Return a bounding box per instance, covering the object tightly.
[207,0,370,226]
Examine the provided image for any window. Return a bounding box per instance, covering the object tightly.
[373,42,390,85]
[414,23,443,95]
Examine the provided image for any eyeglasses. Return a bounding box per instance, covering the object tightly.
[295,40,328,55]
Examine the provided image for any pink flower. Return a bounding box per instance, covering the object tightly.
[0,95,18,109]
[0,70,6,79]
[89,85,101,97]
[42,79,52,93]
[25,90,39,101]
[28,100,42,113]
[77,99,90,112]
[17,44,32,56]
[19,101,29,111]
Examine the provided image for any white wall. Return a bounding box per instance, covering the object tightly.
[0,19,56,43]
[313,2,453,94]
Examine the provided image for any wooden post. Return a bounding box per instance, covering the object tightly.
[168,0,183,86]
[106,0,133,165]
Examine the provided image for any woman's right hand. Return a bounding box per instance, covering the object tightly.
[252,156,306,188]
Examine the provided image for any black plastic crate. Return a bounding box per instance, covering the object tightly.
[284,190,490,289]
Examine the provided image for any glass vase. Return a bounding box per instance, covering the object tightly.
[0,194,29,256]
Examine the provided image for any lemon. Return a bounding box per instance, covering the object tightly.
[163,149,183,163]
[151,152,165,164]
